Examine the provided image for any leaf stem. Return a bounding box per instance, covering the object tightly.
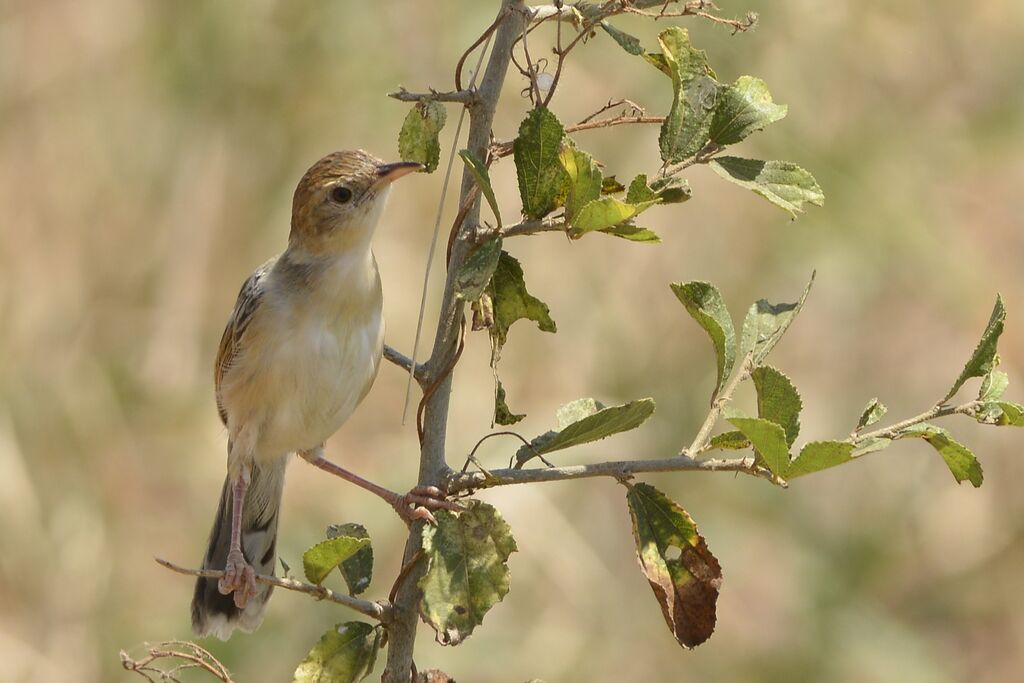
[388,87,480,105]
[851,400,983,444]
[154,558,390,622]
[684,353,753,456]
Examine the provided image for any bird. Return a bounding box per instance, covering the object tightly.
[191,150,458,640]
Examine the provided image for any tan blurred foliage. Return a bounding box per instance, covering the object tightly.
[1,1,1022,681]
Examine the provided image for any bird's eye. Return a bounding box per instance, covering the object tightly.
[330,186,353,204]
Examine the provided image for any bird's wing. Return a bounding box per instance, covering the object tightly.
[214,258,276,425]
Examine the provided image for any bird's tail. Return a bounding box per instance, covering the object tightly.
[191,459,287,640]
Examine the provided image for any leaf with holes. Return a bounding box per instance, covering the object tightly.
[516,397,656,466]
[455,237,502,301]
[739,272,814,366]
[513,108,568,219]
[710,157,823,218]
[292,622,381,683]
[419,500,517,645]
[751,366,802,446]
[671,281,736,400]
[460,150,502,228]
[944,295,1006,402]
[709,76,787,146]
[326,523,373,596]
[626,483,722,649]
[398,100,447,173]
[303,537,371,586]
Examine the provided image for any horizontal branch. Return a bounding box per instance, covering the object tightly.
[852,400,983,443]
[383,344,427,383]
[388,86,479,105]
[491,114,664,158]
[496,216,566,238]
[448,454,783,493]
[155,557,390,622]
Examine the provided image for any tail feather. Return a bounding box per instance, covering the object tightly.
[191,459,287,639]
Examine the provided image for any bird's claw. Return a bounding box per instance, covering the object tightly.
[392,485,464,525]
[218,549,258,609]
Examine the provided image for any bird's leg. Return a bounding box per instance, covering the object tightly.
[218,465,258,608]
[298,447,462,524]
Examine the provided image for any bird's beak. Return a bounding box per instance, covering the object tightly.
[374,161,423,185]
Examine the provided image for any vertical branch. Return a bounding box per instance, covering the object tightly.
[381,1,527,681]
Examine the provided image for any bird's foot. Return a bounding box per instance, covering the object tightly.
[390,485,464,525]
[218,549,258,609]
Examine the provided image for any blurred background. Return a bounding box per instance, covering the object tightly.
[2,0,1023,681]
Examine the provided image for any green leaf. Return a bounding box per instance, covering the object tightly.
[851,436,893,458]
[979,370,1009,402]
[516,397,656,466]
[739,272,814,366]
[710,157,824,218]
[992,401,1024,426]
[459,150,502,228]
[398,100,447,173]
[326,523,373,596]
[513,108,568,219]
[292,622,381,683]
[599,222,662,243]
[626,483,721,649]
[600,21,644,55]
[901,425,984,487]
[560,145,603,222]
[655,27,720,163]
[303,537,371,586]
[785,441,855,479]
[670,281,736,400]
[602,176,626,194]
[708,431,749,450]
[751,366,802,446]
[571,197,640,235]
[489,251,557,364]
[726,417,790,477]
[419,500,517,645]
[455,237,503,301]
[709,76,788,146]
[494,380,525,426]
[944,295,1007,402]
[627,174,691,207]
[856,398,888,430]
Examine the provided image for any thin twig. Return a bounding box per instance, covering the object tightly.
[577,98,647,124]
[684,353,753,456]
[491,114,664,158]
[384,345,427,383]
[496,216,566,238]
[852,400,983,444]
[155,558,390,622]
[388,87,479,105]
[121,641,234,683]
[449,454,782,492]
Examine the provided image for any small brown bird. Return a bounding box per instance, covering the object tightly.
[191,150,456,639]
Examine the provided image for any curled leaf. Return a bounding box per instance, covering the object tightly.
[944,295,1006,402]
[303,537,371,586]
[326,523,373,596]
[710,157,823,218]
[671,281,736,400]
[398,100,447,173]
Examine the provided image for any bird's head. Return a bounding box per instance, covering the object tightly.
[288,150,421,256]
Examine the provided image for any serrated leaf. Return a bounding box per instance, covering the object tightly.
[398,100,447,173]
[455,237,503,301]
[627,174,692,207]
[709,76,788,146]
[626,483,721,649]
[670,281,736,400]
[600,21,644,55]
[459,150,502,228]
[513,107,568,219]
[494,380,525,426]
[901,424,984,487]
[944,295,1006,402]
[708,431,749,450]
[655,27,720,163]
[326,523,373,596]
[851,436,892,458]
[560,145,603,222]
[292,622,380,683]
[516,398,656,466]
[710,157,823,218]
[489,251,557,364]
[419,500,517,645]
[785,441,855,479]
[856,398,888,430]
[979,370,1009,402]
[726,417,790,477]
[602,176,626,194]
[739,272,814,366]
[600,222,661,243]
[303,537,371,585]
[751,366,802,446]
[571,197,641,235]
